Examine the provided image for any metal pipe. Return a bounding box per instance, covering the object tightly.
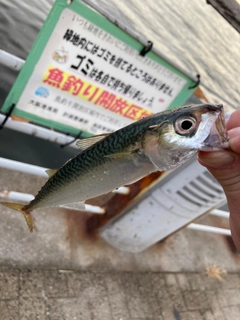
[0,190,34,203]
[187,223,231,235]
[0,115,78,149]
[0,157,48,177]
[85,204,105,214]
[0,50,24,71]
[113,186,131,195]
[209,209,229,218]
[60,203,105,214]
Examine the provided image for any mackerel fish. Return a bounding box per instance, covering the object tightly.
[1,103,229,231]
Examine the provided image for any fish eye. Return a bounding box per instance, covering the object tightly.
[180,119,194,130]
[175,116,197,135]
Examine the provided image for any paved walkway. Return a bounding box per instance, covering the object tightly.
[1,268,240,320]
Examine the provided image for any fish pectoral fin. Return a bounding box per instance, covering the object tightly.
[104,152,131,159]
[104,149,139,160]
[148,120,169,131]
[45,169,58,178]
[0,202,34,232]
[76,133,110,150]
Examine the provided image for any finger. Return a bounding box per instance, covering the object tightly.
[198,150,240,194]
[229,134,240,155]
[228,128,240,139]
[198,150,235,169]
[230,217,240,252]
[226,109,240,130]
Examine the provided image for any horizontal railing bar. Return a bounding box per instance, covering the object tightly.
[187,223,231,235]
[209,209,229,218]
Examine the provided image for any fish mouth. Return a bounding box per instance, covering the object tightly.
[202,105,229,150]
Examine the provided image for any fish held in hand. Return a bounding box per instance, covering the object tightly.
[1,103,228,231]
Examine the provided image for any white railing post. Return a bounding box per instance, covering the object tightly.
[0,50,24,71]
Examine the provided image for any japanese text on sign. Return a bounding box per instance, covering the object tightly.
[43,66,153,121]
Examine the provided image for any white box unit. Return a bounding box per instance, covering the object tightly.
[100,157,227,252]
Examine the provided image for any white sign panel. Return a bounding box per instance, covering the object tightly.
[16,8,187,134]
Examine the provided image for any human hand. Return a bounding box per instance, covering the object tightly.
[198,109,240,251]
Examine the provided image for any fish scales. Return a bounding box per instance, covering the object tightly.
[30,115,162,210]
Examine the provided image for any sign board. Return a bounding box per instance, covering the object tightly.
[1,0,198,137]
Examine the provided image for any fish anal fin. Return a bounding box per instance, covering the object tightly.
[0,202,34,232]
[76,133,110,150]
[59,202,85,211]
[45,169,58,178]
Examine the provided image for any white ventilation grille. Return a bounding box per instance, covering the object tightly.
[100,158,226,252]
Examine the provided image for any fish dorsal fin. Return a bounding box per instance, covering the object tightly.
[45,169,58,178]
[76,133,109,150]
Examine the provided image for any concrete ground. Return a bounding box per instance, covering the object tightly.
[1,268,240,320]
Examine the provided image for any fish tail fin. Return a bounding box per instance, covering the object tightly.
[1,202,34,232]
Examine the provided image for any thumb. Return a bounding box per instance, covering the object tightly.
[198,150,235,170]
[198,150,240,196]
[229,132,240,155]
